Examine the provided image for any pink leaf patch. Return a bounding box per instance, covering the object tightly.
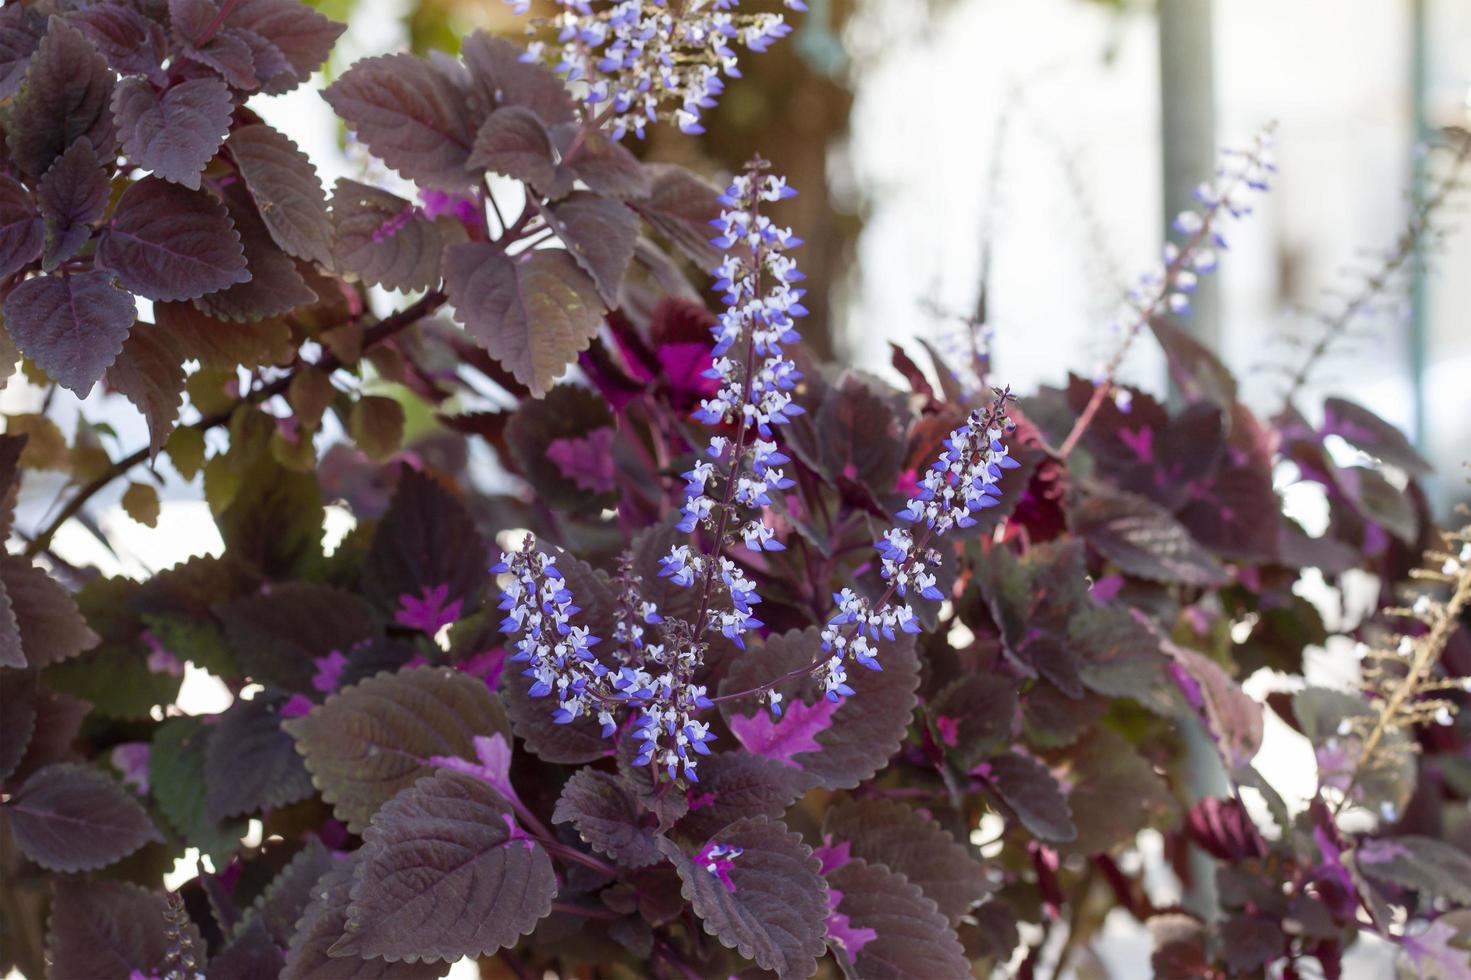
[429,732,520,809]
[546,427,616,493]
[824,888,878,959]
[394,582,464,634]
[729,698,840,768]
[310,650,347,694]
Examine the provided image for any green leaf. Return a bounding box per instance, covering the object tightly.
[149,716,248,864]
[349,395,405,462]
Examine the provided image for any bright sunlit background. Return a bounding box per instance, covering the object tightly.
[4,1,1469,977]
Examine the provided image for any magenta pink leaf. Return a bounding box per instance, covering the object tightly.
[546,427,617,494]
[729,697,839,768]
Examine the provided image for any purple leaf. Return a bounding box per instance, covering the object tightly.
[394,586,463,635]
[929,674,1016,766]
[0,173,43,281]
[1165,641,1263,774]
[5,762,162,872]
[67,4,167,74]
[283,856,447,980]
[227,123,334,268]
[112,75,234,190]
[1321,396,1431,475]
[504,383,618,511]
[1072,485,1229,587]
[825,859,969,980]
[467,106,564,197]
[551,768,661,868]
[333,769,556,962]
[976,752,1077,844]
[1,269,135,396]
[363,466,487,621]
[729,697,838,767]
[0,669,36,782]
[170,0,263,90]
[459,31,575,126]
[676,752,816,842]
[1398,920,1471,978]
[322,53,475,190]
[37,136,109,269]
[1062,728,1179,855]
[217,583,377,692]
[96,177,250,301]
[658,816,829,978]
[0,5,46,100]
[545,192,639,306]
[204,696,315,821]
[330,179,464,293]
[557,124,652,199]
[719,628,921,790]
[6,18,116,178]
[107,321,187,458]
[1355,835,1471,905]
[250,837,335,947]
[47,879,203,980]
[633,163,724,266]
[226,0,346,96]
[195,181,319,322]
[426,732,518,806]
[209,917,287,980]
[283,666,512,833]
[823,797,991,923]
[546,427,617,493]
[444,244,604,398]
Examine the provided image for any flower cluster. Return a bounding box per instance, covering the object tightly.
[817,396,1018,701]
[698,841,744,892]
[494,540,605,727]
[660,159,805,651]
[509,0,808,140]
[1111,127,1276,339]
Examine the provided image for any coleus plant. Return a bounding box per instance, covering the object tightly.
[1,1,1469,978]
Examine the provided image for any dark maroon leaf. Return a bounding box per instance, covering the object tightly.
[559,125,652,200]
[170,0,260,89]
[6,18,116,178]
[930,674,1016,766]
[546,192,638,306]
[1167,641,1263,774]
[0,555,101,669]
[0,173,44,279]
[227,0,346,95]
[444,243,604,397]
[218,583,377,691]
[1071,485,1228,587]
[552,768,661,868]
[68,3,167,74]
[659,816,829,978]
[247,836,335,946]
[112,75,234,190]
[460,30,576,125]
[333,769,556,961]
[97,177,250,301]
[467,106,564,196]
[227,122,334,267]
[196,180,320,321]
[47,879,201,980]
[1354,835,1471,905]
[2,269,135,396]
[362,466,488,620]
[8,687,90,784]
[1176,403,1280,561]
[0,5,45,100]
[284,665,512,832]
[720,628,921,790]
[1149,319,1238,408]
[108,320,187,458]
[154,300,293,369]
[36,136,108,270]
[330,179,464,293]
[5,762,161,871]
[677,752,817,842]
[826,858,970,980]
[210,917,286,980]
[0,669,36,782]
[823,798,991,923]
[978,752,1077,843]
[1321,396,1431,475]
[503,383,617,512]
[205,696,316,821]
[1063,728,1178,854]
[323,53,475,189]
[634,163,723,266]
[284,857,448,980]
